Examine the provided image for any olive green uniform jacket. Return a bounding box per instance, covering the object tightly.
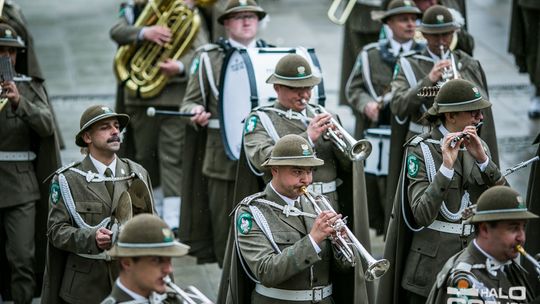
[0,79,61,299]
[42,156,153,304]
[233,184,358,304]
[376,126,504,303]
[426,242,540,304]
[386,48,499,230]
[101,281,181,304]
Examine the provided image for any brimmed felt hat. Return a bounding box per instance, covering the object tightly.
[217,0,266,24]
[380,0,422,23]
[427,79,492,116]
[266,54,321,88]
[418,5,460,34]
[107,214,190,257]
[0,23,25,48]
[75,105,130,147]
[467,186,538,223]
[262,134,324,167]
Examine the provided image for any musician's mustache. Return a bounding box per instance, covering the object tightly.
[107,136,121,143]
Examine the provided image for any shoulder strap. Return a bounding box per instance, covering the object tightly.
[399,56,418,88]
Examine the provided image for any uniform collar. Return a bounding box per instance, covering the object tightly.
[427,47,450,61]
[116,278,147,301]
[89,154,117,177]
[389,38,413,56]
[473,239,512,275]
[228,38,257,49]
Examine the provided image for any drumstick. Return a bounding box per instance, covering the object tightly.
[146,107,195,117]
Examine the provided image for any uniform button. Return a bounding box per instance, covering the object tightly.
[305,259,310,264]
[87,208,91,211]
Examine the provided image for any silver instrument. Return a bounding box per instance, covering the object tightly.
[417,45,459,97]
[306,104,372,161]
[300,186,390,281]
[147,107,195,117]
[449,122,483,148]
[163,276,213,304]
[503,156,540,177]
[516,245,540,281]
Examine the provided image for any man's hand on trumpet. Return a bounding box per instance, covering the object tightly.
[428,59,452,83]
[309,210,343,244]
[307,113,333,142]
[1,80,20,108]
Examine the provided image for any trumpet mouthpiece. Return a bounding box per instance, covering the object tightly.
[516,244,525,253]
[146,107,156,117]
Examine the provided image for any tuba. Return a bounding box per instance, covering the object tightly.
[114,0,210,99]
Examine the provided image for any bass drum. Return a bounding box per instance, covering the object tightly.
[364,127,391,176]
[219,47,326,160]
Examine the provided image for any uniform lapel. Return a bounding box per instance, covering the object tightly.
[265,185,307,235]
[81,156,112,208]
[274,103,308,133]
[300,195,316,231]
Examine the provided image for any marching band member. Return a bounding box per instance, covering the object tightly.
[179,0,269,267]
[110,0,210,233]
[427,186,540,304]
[345,0,424,235]
[386,4,499,234]
[42,105,153,304]
[378,79,506,304]
[231,134,361,304]
[101,214,190,304]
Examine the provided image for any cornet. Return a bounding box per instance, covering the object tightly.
[300,186,389,281]
[305,103,372,161]
[417,45,459,98]
[515,245,540,281]
[163,276,213,304]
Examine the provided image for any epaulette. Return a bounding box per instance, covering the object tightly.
[404,134,426,147]
[240,191,266,206]
[252,104,275,112]
[43,161,81,183]
[195,43,220,54]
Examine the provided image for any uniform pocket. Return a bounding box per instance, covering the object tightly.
[75,201,103,214]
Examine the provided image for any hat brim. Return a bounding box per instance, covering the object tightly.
[261,157,324,167]
[75,113,130,147]
[468,211,539,223]
[266,74,321,88]
[107,241,190,258]
[418,24,460,34]
[218,7,266,24]
[427,98,492,116]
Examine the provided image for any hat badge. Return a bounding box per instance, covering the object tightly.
[101,106,113,114]
[472,87,481,98]
[162,228,174,242]
[436,14,444,24]
[239,0,247,6]
[297,66,306,77]
[516,196,526,209]
[301,144,310,156]
[404,0,411,6]
[5,29,12,38]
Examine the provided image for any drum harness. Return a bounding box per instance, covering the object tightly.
[55,162,143,260]
[234,192,333,302]
[244,105,338,195]
[401,135,473,236]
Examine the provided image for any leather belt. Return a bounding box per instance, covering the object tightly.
[207,119,220,129]
[307,180,337,195]
[255,284,332,302]
[408,121,426,134]
[428,220,474,236]
[0,151,37,161]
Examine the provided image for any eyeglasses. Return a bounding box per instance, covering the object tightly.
[467,110,482,119]
[229,13,258,21]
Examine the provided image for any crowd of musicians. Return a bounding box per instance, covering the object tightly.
[1,0,540,303]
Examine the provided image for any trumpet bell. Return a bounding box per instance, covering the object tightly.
[365,259,390,281]
[351,139,372,161]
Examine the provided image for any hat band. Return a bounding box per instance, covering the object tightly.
[0,36,25,46]
[475,208,529,215]
[273,73,313,81]
[421,22,457,29]
[437,96,483,107]
[386,7,421,16]
[117,241,176,248]
[80,112,118,131]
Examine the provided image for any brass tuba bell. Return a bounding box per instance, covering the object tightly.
[114,0,203,99]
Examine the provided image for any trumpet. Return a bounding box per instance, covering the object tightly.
[515,245,540,280]
[417,45,459,97]
[449,122,483,148]
[300,186,390,281]
[163,276,213,304]
[306,103,372,161]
